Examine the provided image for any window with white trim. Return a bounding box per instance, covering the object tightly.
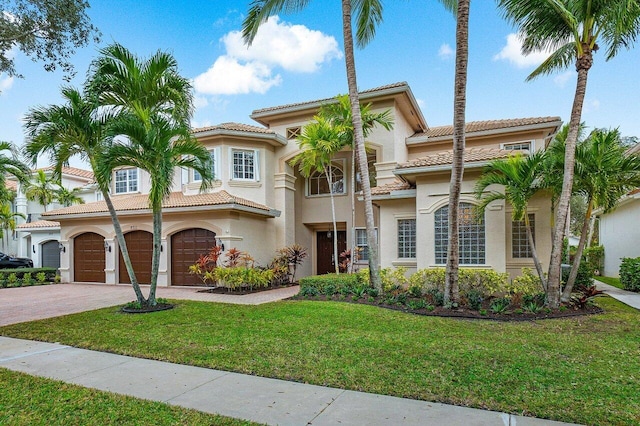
[397,218,416,258]
[232,149,258,181]
[354,228,378,262]
[434,203,485,265]
[512,214,535,258]
[114,168,138,194]
[502,141,532,151]
[193,149,218,182]
[307,160,345,196]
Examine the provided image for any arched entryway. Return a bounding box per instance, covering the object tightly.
[41,240,60,269]
[74,232,105,283]
[171,228,217,286]
[118,230,153,284]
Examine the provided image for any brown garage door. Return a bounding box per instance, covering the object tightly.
[74,232,105,283]
[171,228,217,286]
[119,230,153,284]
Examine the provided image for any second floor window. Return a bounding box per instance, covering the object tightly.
[193,150,217,182]
[115,168,138,194]
[232,149,257,180]
[307,161,345,196]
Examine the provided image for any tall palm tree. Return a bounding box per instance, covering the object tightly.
[290,116,345,274]
[88,44,212,306]
[24,170,56,212]
[0,141,31,195]
[55,185,85,207]
[24,86,146,304]
[497,0,640,308]
[445,0,470,305]
[243,0,386,290]
[475,151,549,289]
[560,128,640,301]
[0,203,25,252]
[319,95,393,270]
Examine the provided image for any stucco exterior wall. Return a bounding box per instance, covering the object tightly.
[599,197,640,277]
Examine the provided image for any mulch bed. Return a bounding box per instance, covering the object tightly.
[291,294,605,321]
[196,283,298,295]
[121,303,175,314]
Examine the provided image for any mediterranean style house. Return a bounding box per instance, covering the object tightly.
[38,82,562,285]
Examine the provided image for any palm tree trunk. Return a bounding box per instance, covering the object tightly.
[445,0,470,305]
[525,213,547,292]
[324,164,340,274]
[561,198,593,302]
[586,215,596,248]
[341,0,381,292]
[147,207,162,305]
[547,63,591,308]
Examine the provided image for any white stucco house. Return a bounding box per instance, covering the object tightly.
[40,82,562,285]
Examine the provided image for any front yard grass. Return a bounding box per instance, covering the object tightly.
[597,276,624,289]
[0,368,257,425]
[1,297,639,425]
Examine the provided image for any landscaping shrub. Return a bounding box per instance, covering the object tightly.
[619,257,640,292]
[0,267,58,282]
[584,245,604,275]
[510,268,544,295]
[380,267,409,293]
[408,268,508,299]
[562,259,594,292]
[299,273,362,296]
[213,267,274,291]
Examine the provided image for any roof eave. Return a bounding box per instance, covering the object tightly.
[394,161,491,176]
[370,189,417,201]
[193,128,287,147]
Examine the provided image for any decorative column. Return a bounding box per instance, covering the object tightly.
[274,172,296,248]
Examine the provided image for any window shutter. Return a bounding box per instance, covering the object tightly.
[254,149,260,181]
[213,147,220,180]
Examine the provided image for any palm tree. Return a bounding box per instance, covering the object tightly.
[560,128,640,301]
[0,203,25,252]
[290,116,345,274]
[23,86,146,304]
[55,185,85,207]
[445,0,470,305]
[88,44,212,306]
[475,151,549,290]
[243,0,387,290]
[497,0,640,308]
[24,170,56,212]
[319,95,393,270]
[0,141,31,195]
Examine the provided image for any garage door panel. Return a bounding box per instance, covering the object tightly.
[119,230,153,284]
[171,228,217,286]
[74,232,105,283]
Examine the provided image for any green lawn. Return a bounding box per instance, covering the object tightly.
[0,368,257,425]
[597,276,624,289]
[1,297,639,425]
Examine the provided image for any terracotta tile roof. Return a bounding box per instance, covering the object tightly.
[252,82,409,115]
[371,179,413,195]
[419,116,562,139]
[39,166,94,181]
[398,148,513,170]
[192,122,274,135]
[17,220,60,229]
[42,190,273,217]
[5,180,17,191]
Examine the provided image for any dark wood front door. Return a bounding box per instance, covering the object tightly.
[316,230,347,275]
[119,230,153,284]
[74,232,105,283]
[171,228,217,286]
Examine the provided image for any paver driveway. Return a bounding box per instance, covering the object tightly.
[0,283,299,327]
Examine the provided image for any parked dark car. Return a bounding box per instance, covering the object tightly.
[0,252,33,269]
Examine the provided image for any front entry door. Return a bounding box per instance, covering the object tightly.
[316,230,347,275]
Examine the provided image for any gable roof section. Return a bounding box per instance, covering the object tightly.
[42,190,279,219]
[371,178,413,195]
[39,166,95,181]
[191,122,287,147]
[250,82,428,132]
[16,220,60,230]
[407,116,562,144]
[396,147,512,174]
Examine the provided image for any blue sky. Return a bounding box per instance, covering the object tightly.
[1,0,638,163]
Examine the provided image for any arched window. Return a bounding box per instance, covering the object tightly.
[434,202,485,265]
[307,162,345,196]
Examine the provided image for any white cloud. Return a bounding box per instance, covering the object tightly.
[438,43,453,60]
[191,119,212,129]
[193,95,209,109]
[553,71,573,88]
[193,16,342,96]
[0,75,14,93]
[493,33,552,68]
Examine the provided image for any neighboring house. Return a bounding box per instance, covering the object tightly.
[42,82,562,285]
[10,167,98,268]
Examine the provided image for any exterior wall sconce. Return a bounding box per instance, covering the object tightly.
[33,244,36,254]
[326,231,332,239]
[104,241,111,252]
[58,242,65,253]
[217,238,225,251]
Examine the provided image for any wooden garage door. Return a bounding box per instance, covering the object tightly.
[41,240,60,269]
[171,228,217,286]
[119,230,153,284]
[74,232,105,283]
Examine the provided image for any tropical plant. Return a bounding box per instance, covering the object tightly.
[55,184,85,207]
[0,141,31,195]
[498,0,640,308]
[23,170,56,211]
[88,43,213,307]
[278,244,307,283]
[475,151,548,290]
[0,203,25,252]
[290,116,345,274]
[23,86,146,304]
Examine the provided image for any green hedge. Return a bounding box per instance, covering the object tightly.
[0,267,58,281]
[619,257,640,292]
[299,273,364,296]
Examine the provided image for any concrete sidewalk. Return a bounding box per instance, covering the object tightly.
[0,336,578,426]
[594,279,640,310]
